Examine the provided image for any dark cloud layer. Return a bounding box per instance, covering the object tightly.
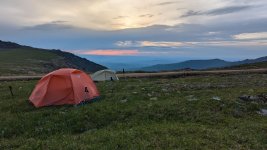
[156,1,177,6]
[139,14,154,18]
[181,5,254,17]
[0,0,266,59]
[23,21,71,30]
[1,17,266,51]
[206,5,253,15]
[180,10,202,17]
[113,16,128,19]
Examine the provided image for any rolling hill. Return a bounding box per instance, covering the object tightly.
[141,57,267,71]
[141,59,230,71]
[0,40,107,75]
[222,60,267,70]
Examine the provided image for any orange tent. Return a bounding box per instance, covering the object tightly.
[29,68,100,107]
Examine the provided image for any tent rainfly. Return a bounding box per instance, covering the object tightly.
[91,69,119,81]
[29,68,100,107]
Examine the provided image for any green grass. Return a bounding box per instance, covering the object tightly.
[0,74,267,149]
[0,48,59,75]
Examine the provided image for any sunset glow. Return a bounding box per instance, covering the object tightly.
[0,0,266,59]
[72,50,139,56]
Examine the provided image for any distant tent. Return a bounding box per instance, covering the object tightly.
[91,69,119,81]
[29,68,99,107]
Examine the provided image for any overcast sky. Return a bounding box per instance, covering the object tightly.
[0,0,267,60]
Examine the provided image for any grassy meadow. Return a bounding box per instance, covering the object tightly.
[0,74,267,149]
[0,49,58,75]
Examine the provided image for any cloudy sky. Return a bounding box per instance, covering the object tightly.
[0,0,267,66]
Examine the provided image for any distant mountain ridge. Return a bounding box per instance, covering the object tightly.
[232,56,267,66]
[0,40,32,49]
[141,57,267,71]
[0,40,107,75]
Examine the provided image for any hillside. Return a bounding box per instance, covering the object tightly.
[222,61,267,70]
[141,57,267,72]
[231,56,267,67]
[0,40,107,75]
[141,59,231,71]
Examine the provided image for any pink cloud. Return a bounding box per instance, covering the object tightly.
[71,49,139,56]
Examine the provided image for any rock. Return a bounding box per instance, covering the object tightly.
[120,99,128,103]
[249,96,259,101]
[59,111,66,114]
[258,94,267,103]
[212,96,221,101]
[147,93,152,97]
[187,95,198,101]
[239,94,267,103]
[258,109,267,116]
[239,95,256,102]
[162,88,168,92]
[132,92,138,94]
[150,97,158,101]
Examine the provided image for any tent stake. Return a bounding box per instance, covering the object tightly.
[9,86,14,97]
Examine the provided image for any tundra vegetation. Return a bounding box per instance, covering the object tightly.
[0,74,267,149]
